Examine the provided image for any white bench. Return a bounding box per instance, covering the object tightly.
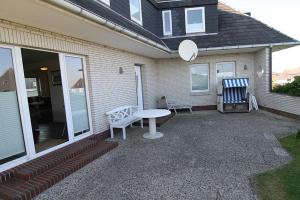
[106,106,143,140]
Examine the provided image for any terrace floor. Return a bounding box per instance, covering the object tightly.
[35,111,300,200]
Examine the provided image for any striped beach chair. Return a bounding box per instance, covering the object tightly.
[218,78,250,113]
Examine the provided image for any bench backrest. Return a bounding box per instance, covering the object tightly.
[106,106,137,124]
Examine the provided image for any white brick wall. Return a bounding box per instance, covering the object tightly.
[254,48,300,116]
[0,20,157,134]
[153,53,255,106]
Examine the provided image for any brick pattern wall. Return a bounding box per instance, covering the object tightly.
[254,48,300,116]
[0,19,156,134]
[154,53,255,106]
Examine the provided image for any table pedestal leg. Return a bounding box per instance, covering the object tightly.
[143,118,164,139]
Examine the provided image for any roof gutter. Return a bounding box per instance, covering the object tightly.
[171,42,300,54]
[40,0,171,53]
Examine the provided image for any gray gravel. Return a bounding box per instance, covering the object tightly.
[35,111,300,200]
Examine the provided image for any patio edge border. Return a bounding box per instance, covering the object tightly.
[260,106,300,120]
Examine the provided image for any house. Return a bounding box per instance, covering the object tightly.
[0,0,299,174]
[272,67,300,86]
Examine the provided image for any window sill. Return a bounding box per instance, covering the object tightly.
[185,31,205,35]
[190,91,212,96]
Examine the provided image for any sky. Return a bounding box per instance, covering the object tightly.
[221,0,300,73]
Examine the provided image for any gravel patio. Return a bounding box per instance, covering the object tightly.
[35,111,300,200]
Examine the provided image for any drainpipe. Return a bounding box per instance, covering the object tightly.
[40,0,171,53]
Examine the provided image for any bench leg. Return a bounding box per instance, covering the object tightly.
[122,127,126,140]
[140,119,143,128]
[110,126,114,139]
[174,108,177,115]
[189,108,192,113]
[130,123,133,127]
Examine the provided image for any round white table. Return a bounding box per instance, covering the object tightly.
[134,109,171,139]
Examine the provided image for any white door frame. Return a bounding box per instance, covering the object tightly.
[135,65,144,110]
[0,46,93,172]
[0,45,34,172]
[59,53,93,141]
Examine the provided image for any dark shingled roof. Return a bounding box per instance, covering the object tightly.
[163,3,298,50]
[66,0,165,46]
[66,0,297,51]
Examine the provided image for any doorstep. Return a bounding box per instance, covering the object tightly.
[0,134,118,200]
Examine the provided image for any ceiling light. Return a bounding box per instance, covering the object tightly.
[40,67,48,71]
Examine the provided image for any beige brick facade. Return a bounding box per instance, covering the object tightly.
[0,19,298,137]
[155,53,255,106]
[0,20,157,134]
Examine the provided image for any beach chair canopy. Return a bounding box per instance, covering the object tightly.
[222,78,249,104]
[223,78,249,88]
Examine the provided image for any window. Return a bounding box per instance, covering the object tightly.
[185,7,205,34]
[25,78,39,97]
[162,10,172,36]
[190,64,209,92]
[130,0,143,25]
[94,0,110,6]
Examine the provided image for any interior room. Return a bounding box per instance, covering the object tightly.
[21,48,69,153]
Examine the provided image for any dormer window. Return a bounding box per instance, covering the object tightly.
[94,0,110,6]
[162,10,172,36]
[185,7,205,34]
[130,0,143,25]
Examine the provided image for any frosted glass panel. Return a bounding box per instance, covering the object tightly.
[65,56,90,136]
[0,48,26,163]
[216,62,235,84]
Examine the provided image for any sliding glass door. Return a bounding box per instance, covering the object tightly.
[0,48,92,171]
[0,47,26,164]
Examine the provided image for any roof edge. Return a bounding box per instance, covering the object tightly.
[171,42,300,53]
[42,0,171,53]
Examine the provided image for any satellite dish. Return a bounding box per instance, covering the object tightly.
[178,40,198,62]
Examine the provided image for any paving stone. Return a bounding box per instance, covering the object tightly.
[34,111,300,200]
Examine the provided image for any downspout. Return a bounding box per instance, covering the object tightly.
[40,0,171,53]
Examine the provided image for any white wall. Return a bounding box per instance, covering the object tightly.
[254,48,300,116]
[154,53,255,106]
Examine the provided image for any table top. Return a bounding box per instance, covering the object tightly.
[134,109,171,118]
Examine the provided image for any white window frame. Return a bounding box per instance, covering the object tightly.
[190,64,210,93]
[162,10,172,36]
[94,0,110,6]
[185,7,206,34]
[129,0,143,25]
